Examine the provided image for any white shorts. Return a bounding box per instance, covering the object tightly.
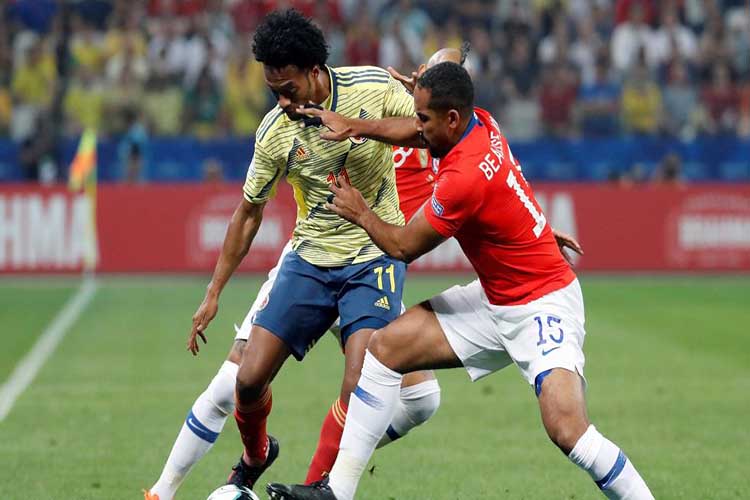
[430,279,586,385]
[234,241,406,343]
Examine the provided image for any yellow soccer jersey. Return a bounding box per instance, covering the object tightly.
[243,65,415,267]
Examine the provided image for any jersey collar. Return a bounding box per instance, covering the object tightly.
[321,66,339,112]
[458,111,479,143]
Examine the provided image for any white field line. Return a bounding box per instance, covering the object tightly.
[0,277,97,422]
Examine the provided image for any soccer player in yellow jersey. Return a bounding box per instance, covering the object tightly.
[145,10,442,499]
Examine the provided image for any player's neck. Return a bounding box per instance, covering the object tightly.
[311,66,331,105]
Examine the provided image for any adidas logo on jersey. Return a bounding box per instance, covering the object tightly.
[294,145,309,161]
[374,296,390,310]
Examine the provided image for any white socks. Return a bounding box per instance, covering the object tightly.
[377,379,440,448]
[149,361,238,500]
[569,425,654,500]
[329,351,402,500]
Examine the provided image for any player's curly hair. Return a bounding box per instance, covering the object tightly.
[417,62,474,114]
[252,9,329,70]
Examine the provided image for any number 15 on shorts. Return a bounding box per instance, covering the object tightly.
[534,315,564,356]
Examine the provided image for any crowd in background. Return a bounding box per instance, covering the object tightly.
[1,0,750,182]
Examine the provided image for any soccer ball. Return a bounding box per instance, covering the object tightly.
[206,484,259,500]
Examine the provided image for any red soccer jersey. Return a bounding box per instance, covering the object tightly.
[423,108,575,306]
[393,146,435,221]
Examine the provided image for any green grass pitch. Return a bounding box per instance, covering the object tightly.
[1,275,748,499]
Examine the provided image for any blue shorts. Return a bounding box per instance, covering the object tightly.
[253,251,406,360]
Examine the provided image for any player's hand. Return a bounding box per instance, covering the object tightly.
[187,294,219,355]
[326,173,370,225]
[387,66,419,94]
[297,104,356,141]
[552,228,584,266]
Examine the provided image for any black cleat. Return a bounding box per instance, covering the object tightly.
[227,435,280,490]
[266,478,338,500]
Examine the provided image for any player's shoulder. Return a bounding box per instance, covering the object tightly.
[255,105,289,146]
[332,65,391,89]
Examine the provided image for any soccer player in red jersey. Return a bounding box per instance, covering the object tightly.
[268,63,653,500]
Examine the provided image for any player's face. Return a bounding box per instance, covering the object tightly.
[413,86,453,158]
[264,65,319,120]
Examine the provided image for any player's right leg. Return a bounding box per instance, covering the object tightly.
[268,302,462,500]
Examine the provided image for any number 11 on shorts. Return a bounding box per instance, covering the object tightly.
[374,264,396,293]
[534,315,564,356]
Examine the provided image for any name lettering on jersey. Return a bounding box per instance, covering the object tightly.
[478,150,503,180]
[506,169,547,237]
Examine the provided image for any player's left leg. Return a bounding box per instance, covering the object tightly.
[537,369,654,499]
[516,280,653,499]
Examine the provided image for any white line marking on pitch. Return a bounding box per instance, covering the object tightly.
[0,277,97,422]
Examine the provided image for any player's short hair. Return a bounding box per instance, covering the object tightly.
[252,9,329,70]
[416,62,474,115]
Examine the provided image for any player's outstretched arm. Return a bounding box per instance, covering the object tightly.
[188,199,265,355]
[326,174,444,263]
[298,105,425,148]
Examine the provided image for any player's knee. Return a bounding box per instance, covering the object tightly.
[367,330,398,369]
[544,418,588,454]
[235,372,269,404]
[208,361,238,415]
[401,379,441,426]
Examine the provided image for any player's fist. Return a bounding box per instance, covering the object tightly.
[552,228,583,265]
[187,294,219,355]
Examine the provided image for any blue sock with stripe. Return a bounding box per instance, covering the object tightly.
[569,425,654,499]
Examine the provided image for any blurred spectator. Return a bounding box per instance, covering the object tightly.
[345,14,380,67]
[505,36,538,97]
[70,14,106,74]
[538,16,572,66]
[614,0,656,26]
[63,66,104,135]
[662,62,699,138]
[621,61,662,134]
[611,2,656,73]
[539,63,578,137]
[10,37,56,140]
[739,77,750,136]
[697,13,732,81]
[223,46,270,137]
[500,79,540,140]
[19,112,57,183]
[183,68,223,139]
[117,107,148,182]
[11,37,55,110]
[571,16,604,85]
[701,62,739,134]
[651,7,699,67]
[203,157,223,182]
[380,0,431,65]
[147,17,188,85]
[577,56,621,136]
[727,4,750,78]
[142,75,183,136]
[653,152,684,186]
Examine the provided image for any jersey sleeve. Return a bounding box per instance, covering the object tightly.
[423,169,481,238]
[243,140,284,204]
[382,75,416,118]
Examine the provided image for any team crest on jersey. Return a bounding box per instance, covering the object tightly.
[349,136,368,145]
[431,195,444,216]
[258,294,269,311]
